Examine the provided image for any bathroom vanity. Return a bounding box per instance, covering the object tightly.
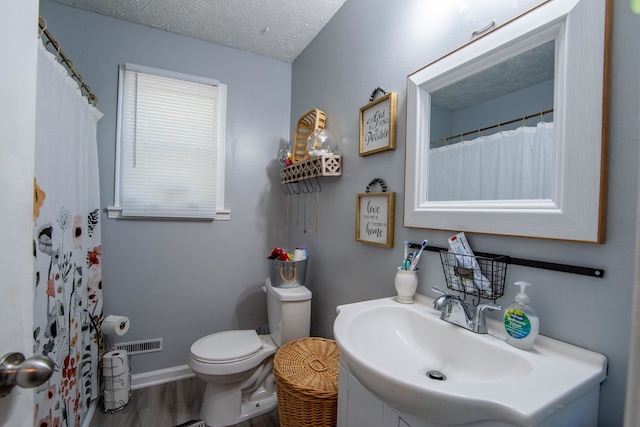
[333,295,607,427]
[337,364,601,427]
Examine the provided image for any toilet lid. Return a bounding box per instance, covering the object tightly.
[191,330,263,362]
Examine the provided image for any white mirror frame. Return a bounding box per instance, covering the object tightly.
[404,0,610,243]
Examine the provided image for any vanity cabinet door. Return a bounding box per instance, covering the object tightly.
[337,365,407,427]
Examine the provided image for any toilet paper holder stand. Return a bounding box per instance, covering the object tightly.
[101,351,131,413]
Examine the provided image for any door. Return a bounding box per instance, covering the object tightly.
[0,0,38,425]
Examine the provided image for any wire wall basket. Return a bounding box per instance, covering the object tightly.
[439,251,508,302]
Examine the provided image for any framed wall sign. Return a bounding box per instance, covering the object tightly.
[356,192,395,248]
[359,92,397,156]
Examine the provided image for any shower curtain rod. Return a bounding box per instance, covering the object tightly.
[38,17,98,106]
[430,108,553,145]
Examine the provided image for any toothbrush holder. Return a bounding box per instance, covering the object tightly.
[395,267,418,304]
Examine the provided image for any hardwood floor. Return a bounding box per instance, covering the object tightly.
[89,377,280,427]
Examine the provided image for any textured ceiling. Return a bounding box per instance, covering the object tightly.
[432,40,555,111]
[49,0,348,63]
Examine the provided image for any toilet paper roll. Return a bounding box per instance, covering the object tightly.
[102,315,130,336]
[103,374,129,392]
[293,248,307,261]
[103,350,129,377]
[103,349,130,411]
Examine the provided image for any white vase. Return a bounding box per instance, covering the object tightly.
[395,267,418,303]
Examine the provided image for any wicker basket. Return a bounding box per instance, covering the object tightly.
[273,338,340,427]
[292,109,327,163]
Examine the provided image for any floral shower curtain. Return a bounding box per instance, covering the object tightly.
[33,42,103,427]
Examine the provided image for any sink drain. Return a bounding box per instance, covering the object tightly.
[426,370,446,381]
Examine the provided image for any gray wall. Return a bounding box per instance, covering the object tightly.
[290,1,639,426]
[39,0,291,373]
[38,0,640,425]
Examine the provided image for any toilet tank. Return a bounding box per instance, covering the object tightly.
[265,279,312,347]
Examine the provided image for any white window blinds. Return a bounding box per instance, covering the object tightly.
[113,64,227,219]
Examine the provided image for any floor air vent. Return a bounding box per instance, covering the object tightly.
[114,338,163,355]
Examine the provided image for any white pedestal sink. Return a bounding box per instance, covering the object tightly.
[333,294,607,426]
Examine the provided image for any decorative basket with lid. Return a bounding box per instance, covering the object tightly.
[273,337,340,427]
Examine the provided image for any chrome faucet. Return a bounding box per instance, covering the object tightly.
[432,286,501,334]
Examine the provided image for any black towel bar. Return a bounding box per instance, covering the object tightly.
[407,243,604,278]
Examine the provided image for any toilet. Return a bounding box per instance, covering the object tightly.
[189,279,312,427]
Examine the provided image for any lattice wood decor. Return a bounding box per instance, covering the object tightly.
[280,154,342,183]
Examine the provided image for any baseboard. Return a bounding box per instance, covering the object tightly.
[131,364,195,390]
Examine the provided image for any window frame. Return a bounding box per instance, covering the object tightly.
[107,63,229,220]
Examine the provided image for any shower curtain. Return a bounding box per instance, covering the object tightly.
[428,122,554,201]
[33,43,103,427]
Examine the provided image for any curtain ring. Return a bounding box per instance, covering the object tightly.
[87,91,98,106]
[49,40,61,60]
[38,17,47,39]
[66,60,76,77]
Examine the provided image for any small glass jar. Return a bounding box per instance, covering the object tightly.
[306,129,339,156]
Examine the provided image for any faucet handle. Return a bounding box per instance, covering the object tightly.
[473,303,502,334]
[431,286,450,296]
[477,303,502,312]
[431,286,455,311]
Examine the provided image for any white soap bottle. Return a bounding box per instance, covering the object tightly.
[503,281,539,350]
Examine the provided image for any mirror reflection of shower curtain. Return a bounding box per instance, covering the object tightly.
[428,122,554,201]
[33,43,103,427]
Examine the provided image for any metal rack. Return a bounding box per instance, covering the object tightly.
[439,251,508,302]
[101,351,131,413]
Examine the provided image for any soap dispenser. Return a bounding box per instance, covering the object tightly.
[503,281,539,350]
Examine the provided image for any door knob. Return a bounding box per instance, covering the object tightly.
[0,352,55,398]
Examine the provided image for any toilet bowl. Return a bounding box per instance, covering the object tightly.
[189,281,311,427]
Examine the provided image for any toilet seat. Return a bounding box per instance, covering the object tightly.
[191,330,263,363]
[189,331,277,376]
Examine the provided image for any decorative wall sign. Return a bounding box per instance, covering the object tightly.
[356,191,395,248]
[359,92,397,156]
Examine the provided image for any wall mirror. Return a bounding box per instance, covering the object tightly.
[404,0,610,243]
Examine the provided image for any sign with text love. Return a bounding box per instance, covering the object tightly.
[356,192,395,248]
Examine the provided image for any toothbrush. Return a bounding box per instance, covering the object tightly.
[403,241,409,264]
[410,239,428,270]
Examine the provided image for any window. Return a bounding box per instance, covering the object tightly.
[107,64,229,220]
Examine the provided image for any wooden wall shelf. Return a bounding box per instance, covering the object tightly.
[280,153,342,184]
